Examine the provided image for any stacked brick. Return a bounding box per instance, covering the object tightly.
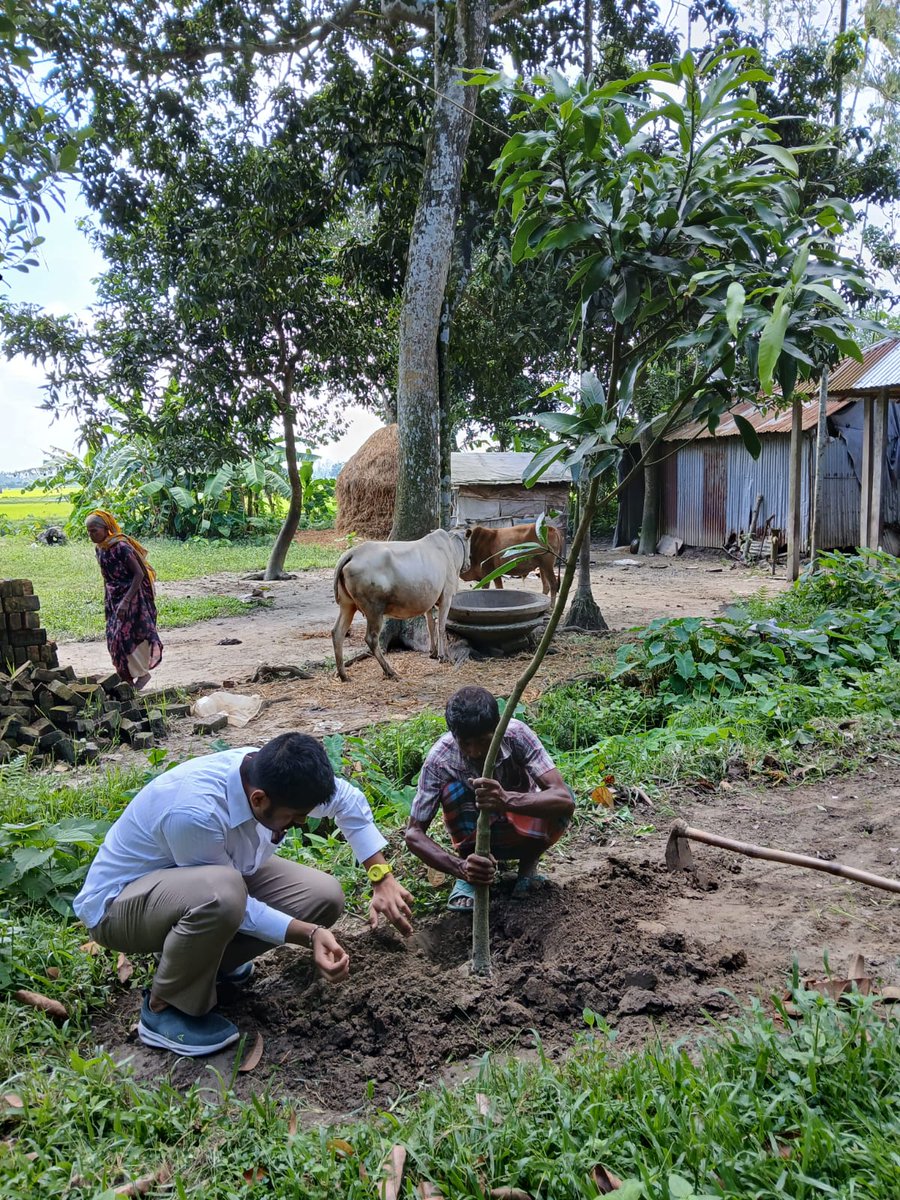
[0,579,191,764]
[0,579,58,670]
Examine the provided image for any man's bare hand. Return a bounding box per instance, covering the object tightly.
[461,851,497,885]
[312,928,350,983]
[472,777,508,812]
[368,875,414,937]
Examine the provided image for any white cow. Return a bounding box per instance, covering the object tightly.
[332,528,472,682]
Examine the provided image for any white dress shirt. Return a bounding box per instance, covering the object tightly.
[73,747,386,944]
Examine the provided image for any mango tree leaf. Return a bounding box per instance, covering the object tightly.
[776,350,798,400]
[758,290,792,394]
[611,270,642,322]
[734,413,761,459]
[523,442,567,486]
[725,281,745,337]
[756,144,800,175]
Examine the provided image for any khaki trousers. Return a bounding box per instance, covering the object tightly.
[90,858,344,1015]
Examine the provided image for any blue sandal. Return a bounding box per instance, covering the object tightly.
[447,879,476,912]
[512,874,548,900]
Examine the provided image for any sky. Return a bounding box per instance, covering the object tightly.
[0,189,385,472]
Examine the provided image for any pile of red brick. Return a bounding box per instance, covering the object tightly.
[0,577,190,764]
[0,661,193,764]
[0,578,58,670]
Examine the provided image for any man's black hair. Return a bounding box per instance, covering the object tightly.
[247,733,335,810]
[445,686,500,739]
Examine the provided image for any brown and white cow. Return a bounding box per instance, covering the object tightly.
[459,522,563,601]
[331,528,472,682]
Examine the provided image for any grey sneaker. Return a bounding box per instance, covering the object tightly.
[216,960,255,986]
[138,995,240,1057]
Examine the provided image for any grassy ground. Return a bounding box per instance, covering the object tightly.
[1,761,897,1198]
[0,535,342,640]
[3,555,900,1195]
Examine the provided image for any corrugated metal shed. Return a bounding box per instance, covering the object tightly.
[669,397,853,441]
[668,338,900,442]
[451,452,571,486]
[796,337,900,395]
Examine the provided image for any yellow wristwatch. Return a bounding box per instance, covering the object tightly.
[367,863,393,885]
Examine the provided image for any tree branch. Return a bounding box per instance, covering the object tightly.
[140,0,367,64]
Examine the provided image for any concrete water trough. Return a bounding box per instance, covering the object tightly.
[447,589,550,651]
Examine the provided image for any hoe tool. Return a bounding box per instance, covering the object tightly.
[665,819,900,895]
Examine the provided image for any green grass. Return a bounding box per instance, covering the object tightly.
[3,554,900,1195]
[0,534,342,639]
[0,962,896,1197]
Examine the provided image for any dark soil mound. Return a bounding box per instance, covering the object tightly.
[92,856,747,1112]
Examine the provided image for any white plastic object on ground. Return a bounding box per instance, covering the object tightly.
[191,691,262,727]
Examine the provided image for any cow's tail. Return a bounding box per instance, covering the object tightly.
[333,547,355,604]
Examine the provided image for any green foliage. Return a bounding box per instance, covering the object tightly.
[488,45,873,504]
[0,982,897,1196]
[0,5,89,275]
[0,815,110,918]
[35,436,306,541]
[612,553,900,709]
[299,476,337,528]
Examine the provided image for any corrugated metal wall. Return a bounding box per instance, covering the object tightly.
[660,401,900,550]
[817,437,859,547]
[660,434,853,550]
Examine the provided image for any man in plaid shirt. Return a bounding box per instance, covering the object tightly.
[405,686,575,911]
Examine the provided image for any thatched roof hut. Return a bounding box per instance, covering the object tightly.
[337,423,574,542]
[335,424,399,539]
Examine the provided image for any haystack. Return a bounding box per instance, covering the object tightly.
[335,423,398,539]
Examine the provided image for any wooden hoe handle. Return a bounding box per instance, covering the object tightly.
[670,820,900,895]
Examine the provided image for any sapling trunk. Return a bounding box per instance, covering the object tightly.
[470,475,602,976]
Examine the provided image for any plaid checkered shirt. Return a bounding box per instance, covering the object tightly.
[410,719,557,841]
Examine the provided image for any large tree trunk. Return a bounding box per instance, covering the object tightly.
[637,425,661,555]
[264,403,303,580]
[390,0,491,541]
[565,480,608,630]
[438,300,453,530]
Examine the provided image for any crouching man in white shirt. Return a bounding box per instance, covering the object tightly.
[74,732,413,1057]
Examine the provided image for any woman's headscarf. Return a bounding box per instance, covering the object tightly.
[88,510,157,582]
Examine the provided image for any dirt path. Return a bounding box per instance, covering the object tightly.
[91,753,900,1115]
[57,547,787,691]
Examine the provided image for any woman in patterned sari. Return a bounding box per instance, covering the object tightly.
[85,510,163,690]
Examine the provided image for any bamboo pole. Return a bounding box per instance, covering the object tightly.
[787,393,804,580]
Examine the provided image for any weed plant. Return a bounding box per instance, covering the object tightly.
[0,988,896,1197]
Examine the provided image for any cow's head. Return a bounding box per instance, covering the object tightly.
[452,526,473,574]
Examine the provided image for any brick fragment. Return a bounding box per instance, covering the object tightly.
[193,714,228,735]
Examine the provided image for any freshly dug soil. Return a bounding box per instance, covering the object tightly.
[90,853,754,1112]
[90,756,900,1116]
